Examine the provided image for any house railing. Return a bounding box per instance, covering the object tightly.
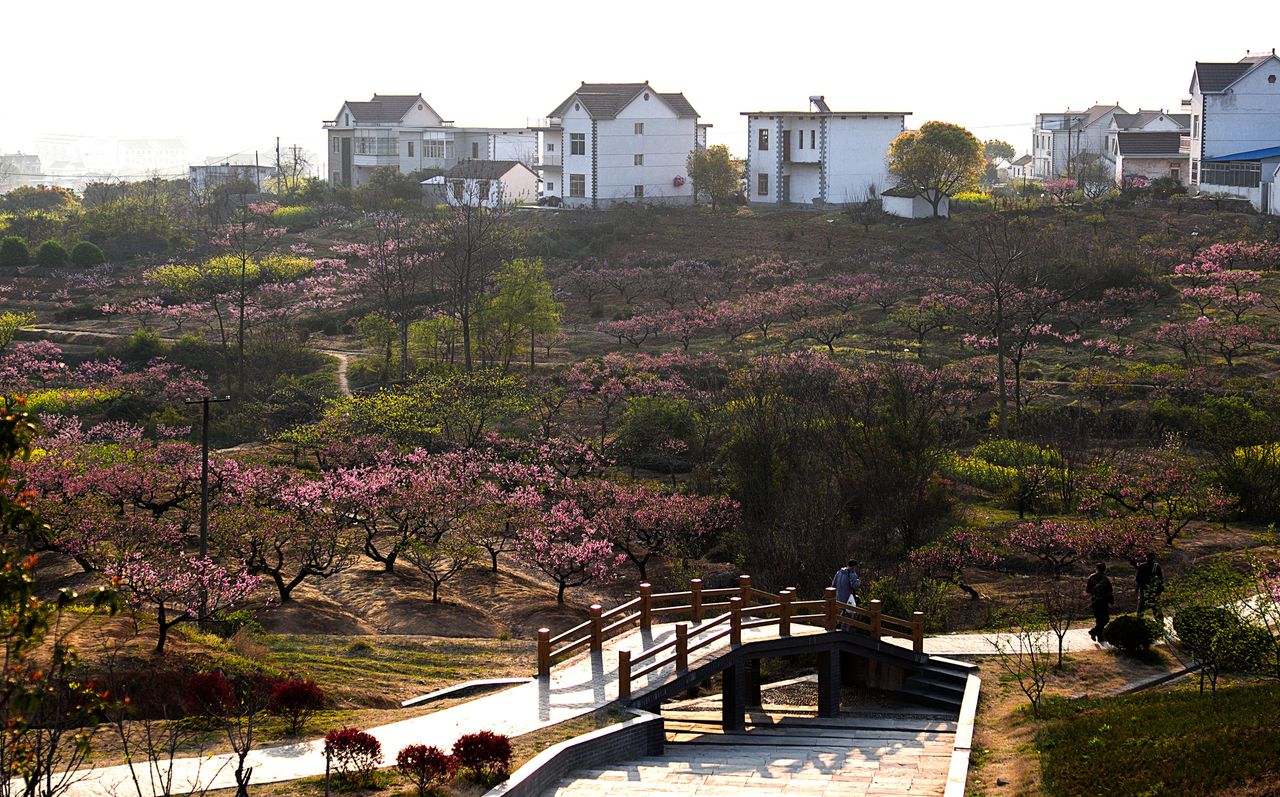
[535,575,925,690]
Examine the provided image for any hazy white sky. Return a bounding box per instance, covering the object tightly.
[4,0,1278,173]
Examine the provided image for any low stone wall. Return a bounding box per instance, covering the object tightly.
[484,710,664,797]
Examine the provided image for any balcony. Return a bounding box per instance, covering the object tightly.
[1180,136,1191,154]
[537,152,562,168]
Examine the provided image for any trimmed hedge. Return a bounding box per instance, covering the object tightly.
[70,240,107,266]
[0,235,30,267]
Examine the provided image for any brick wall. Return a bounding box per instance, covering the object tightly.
[485,711,664,797]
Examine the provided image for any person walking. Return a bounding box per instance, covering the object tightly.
[1085,562,1114,642]
[1134,551,1165,622]
[832,559,861,629]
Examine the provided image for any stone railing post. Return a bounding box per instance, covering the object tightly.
[589,604,603,652]
[823,586,838,631]
[729,596,743,646]
[675,622,689,670]
[639,583,652,631]
[690,578,703,623]
[537,627,551,677]
[618,650,631,698]
[779,589,792,637]
[913,612,925,654]
[869,599,883,641]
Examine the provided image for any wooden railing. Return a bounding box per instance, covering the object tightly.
[535,575,925,685]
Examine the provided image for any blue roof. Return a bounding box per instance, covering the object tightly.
[1206,145,1280,162]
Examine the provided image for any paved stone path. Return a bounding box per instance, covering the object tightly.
[56,621,1098,796]
[547,712,957,797]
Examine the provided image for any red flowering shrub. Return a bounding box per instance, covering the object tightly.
[324,727,383,786]
[452,730,512,783]
[183,672,234,716]
[396,744,456,796]
[269,678,325,735]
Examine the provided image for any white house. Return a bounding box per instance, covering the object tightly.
[1114,132,1188,184]
[535,82,702,208]
[881,185,948,219]
[1032,104,1124,178]
[188,162,277,194]
[1188,51,1280,214]
[742,96,909,206]
[1009,154,1034,182]
[324,94,536,188]
[441,160,539,208]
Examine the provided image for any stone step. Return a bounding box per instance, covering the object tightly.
[661,712,957,733]
[666,730,957,748]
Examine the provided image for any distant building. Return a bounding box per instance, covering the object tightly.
[742,95,909,206]
[1009,154,1034,182]
[442,159,539,208]
[0,152,41,189]
[188,162,277,194]
[324,94,536,188]
[536,82,704,208]
[881,184,948,219]
[1188,51,1280,213]
[1114,132,1188,184]
[1032,105,1125,178]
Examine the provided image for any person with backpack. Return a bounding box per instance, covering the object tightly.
[1085,562,1114,642]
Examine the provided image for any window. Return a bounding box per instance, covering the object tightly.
[479,181,490,201]
[570,133,586,155]
[546,142,555,151]
[451,180,465,201]
[423,138,451,159]
[569,173,585,197]
[1193,115,1200,138]
[634,185,644,198]
[1191,160,1199,184]
[635,122,644,135]
[634,154,644,166]
[332,171,339,183]
[407,141,414,157]
[757,173,769,196]
[797,130,803,150]
[471,142,480,158]
[810,130,815,149]
[332,138,340,154]
[1170,163,1181,181]
[1200,160,1261,187]
[758,128,769,150]
[547,180,555,191]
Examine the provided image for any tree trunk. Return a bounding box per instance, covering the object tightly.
[556,581,566,604]
[399,320,410,381]
[155,606,169,654]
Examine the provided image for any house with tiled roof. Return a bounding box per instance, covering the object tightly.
[1031,104,1126,178]
[535,82,707,208]
[324,94,535,189]
[1114,132,1189,184]
[441,160,539,208]
[741,95,909,206]
[1009,154,1034,182]
[1188,50,1280,213]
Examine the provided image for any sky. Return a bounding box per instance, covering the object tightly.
[3,0,1279,177]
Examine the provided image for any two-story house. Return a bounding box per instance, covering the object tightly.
[742,96,909,206]
[535,82,705,208]
[1032,104,1125,178]
[1188,51,1280,213]
[1106,110,1191,183]
[324,94,536,188]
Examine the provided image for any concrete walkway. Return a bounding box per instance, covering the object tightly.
[57,621,1096,796]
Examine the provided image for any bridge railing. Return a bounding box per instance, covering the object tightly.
[536,575,925,685]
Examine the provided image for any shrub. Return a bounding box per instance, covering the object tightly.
[452,730,512,784]
[34,239,68,266]
[70,240,107,267]
[324,727,383,787]
[269,679,325,735]
[271,205,318,231]
[1221,442,1280,522]
[1174,606,1274,688]
[952,192,993,211]
[396,745,456,797]
[972,439,1063,469]
[0,235,30,267]
[184,672,234,716]
[1103,614,1158,654]
[941,453,1018,491]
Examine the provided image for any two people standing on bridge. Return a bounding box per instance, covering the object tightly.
[832,560,862,625]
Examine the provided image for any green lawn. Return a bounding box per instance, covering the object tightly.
[1036,680,1280,796]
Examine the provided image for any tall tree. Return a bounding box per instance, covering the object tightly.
[887,121,984,217]
[434,198,519,372]
[687,145,741,210]
[983,140,1016,161]
[477,258,561,372]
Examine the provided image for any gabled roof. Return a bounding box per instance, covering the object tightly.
[342,94,431,124]
[1116,132,1184,156]
[1191,55,1279,93]
[444,159,534,180]
[1012,154,1033,166]
[881,185,921,198]
[1081,104,1125,128]
[549,82,698,119]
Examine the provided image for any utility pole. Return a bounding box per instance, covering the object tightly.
[276,136,282,196]
[185,395,232,560]
[254,150,260,191]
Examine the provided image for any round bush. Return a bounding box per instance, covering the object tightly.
[34,239,68,267]
[1174,606,1274,674]
[0,236,30,267]
[396,744,456,797]
[268,678,325,735]
[1173,606,1237,655]
[452,730,512,783]
[324,727,383,787]
[1103,614,1158,653]
[70,240,107,267]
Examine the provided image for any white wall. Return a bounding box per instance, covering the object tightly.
[825,115,903,203]
[560,103,594,207]
[501,166,539,205]
[1202,60,1280,159]
[597,94,696,205]
[1116,155,1188,182]
[745,115,780,204]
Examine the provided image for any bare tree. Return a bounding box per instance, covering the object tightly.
[988,605,1054,718]
[1041,579,1086,670]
